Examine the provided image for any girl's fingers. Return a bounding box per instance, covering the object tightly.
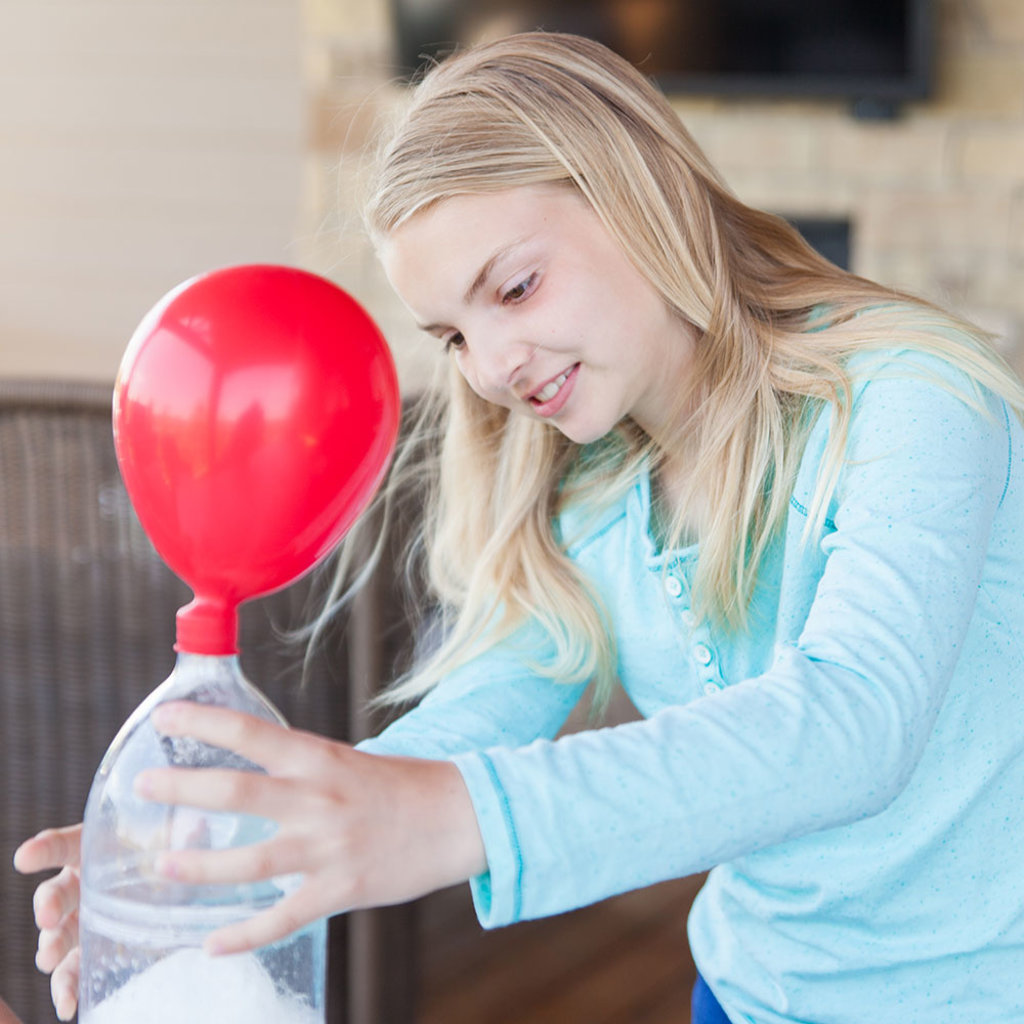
[32,866,80,931]
[14,824,83,874]
[205,886,327,957]
[136,766,304,820]
[50,946,80,1022]
[151,703,317,774]
[36,911,79,974]
[155,837,311,886]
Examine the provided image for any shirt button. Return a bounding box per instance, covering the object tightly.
[703,682,723,696]
[664,575,683,599]
[693,642,714,666]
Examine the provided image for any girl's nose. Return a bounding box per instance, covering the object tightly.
[475,336,537,394]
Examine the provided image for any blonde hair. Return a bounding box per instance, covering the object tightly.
[329,31,1024,706]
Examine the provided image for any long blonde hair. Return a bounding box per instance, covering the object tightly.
[329,31,1024,706]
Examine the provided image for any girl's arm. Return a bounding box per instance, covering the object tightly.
[439,356,1018,926]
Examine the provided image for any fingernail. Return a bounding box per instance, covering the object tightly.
[134,772,153,799]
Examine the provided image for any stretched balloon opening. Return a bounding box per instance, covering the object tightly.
[175,596,239,655]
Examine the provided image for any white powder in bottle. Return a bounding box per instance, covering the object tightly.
[81,947,321,1024]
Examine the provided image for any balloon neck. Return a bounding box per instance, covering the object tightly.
[175,596,239,655]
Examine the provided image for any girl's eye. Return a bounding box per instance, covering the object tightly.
[501,273,537,305]
[442,331,465,353]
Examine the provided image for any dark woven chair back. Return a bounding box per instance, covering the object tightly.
[0,379,417,1024]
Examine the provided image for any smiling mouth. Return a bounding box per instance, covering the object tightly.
[531,368,573,404]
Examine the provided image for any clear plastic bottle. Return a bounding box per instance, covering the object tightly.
[78,653,326,1024]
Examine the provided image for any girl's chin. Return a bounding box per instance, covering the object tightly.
[548,418,617,446]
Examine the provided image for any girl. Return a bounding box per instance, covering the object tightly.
[17,31,1024,1023]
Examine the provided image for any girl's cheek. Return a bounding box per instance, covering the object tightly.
[458,359,486,398]
[454,357,475,390]
[459,365,486,401]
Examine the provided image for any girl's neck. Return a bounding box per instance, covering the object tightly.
[650,455,705,549]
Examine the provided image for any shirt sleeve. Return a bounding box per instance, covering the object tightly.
[355,623,588,925]
[446,353,1013,927]
[355,620,587,760]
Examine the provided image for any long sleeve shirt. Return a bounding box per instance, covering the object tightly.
[359,348,1024,1023]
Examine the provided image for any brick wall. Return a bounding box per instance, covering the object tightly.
[304,0,1024,389]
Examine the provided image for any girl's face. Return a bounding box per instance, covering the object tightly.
[380,184,699,445]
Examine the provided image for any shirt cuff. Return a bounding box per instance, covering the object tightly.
[451,750,524,928]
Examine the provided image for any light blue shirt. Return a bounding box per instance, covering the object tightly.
[360,349,1024,1023]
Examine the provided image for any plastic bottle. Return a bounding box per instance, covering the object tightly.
[78,653,326,1024]
[75,263,400,1023]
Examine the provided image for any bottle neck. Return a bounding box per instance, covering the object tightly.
[163,650,247,701]
[163,650,284,725]
[173,650,241,672]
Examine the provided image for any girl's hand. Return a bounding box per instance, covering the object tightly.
[137,701,486,956]
[12,823,83,1022]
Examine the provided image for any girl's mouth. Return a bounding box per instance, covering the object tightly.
[532,370,570,404]
[528,363,579,416]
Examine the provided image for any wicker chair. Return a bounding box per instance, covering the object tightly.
[0,379,417,1024]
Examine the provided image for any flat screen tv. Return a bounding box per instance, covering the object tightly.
[390,0,933,117]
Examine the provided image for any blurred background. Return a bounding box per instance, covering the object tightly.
[1,2,1023,1022]
[1,0,1023,390]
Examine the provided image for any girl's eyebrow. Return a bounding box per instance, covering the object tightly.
[465,242,525,302]
[416,240,529,333]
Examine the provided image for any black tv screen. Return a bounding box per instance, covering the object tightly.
[390,0,933,115]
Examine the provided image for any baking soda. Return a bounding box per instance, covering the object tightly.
[81,947,321,1024]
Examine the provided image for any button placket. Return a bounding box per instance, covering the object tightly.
[690,630,724,695]
[654,560,725,696]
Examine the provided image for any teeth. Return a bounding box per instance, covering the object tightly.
[535,371,569,403]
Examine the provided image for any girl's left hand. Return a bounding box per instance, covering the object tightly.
[137,702,486,956]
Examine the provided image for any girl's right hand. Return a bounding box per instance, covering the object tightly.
[13,824,83,1022]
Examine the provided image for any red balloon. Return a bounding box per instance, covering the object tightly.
[113,264,401,655]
